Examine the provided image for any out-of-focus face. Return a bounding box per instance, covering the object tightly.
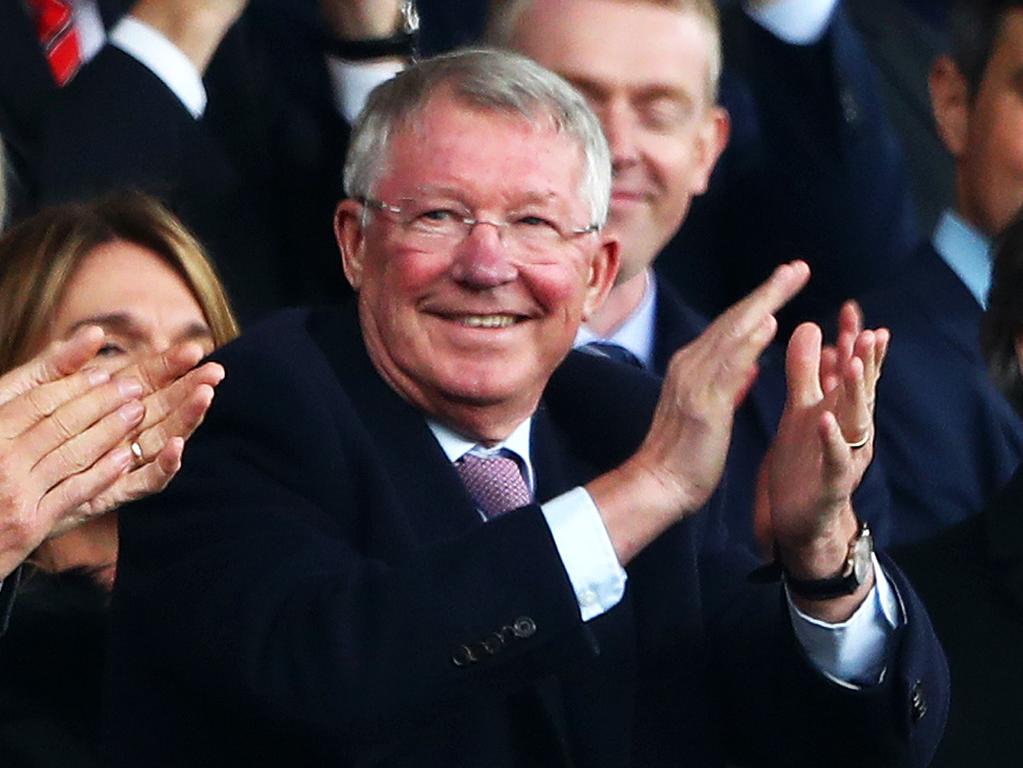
[509,0,727,283]
[942,11,1023,235]
[50,240,214,371]
[35,241,213,589]
[335,94,618,441]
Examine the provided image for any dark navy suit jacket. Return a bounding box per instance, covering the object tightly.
[860,241,1023,545]
[105,307,947,766]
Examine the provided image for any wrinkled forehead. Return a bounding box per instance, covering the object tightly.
[376,95,590,207]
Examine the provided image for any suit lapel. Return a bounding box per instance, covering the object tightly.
[306,308,483,546]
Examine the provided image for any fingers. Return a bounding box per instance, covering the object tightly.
[114,341,210,400]
[818,411,851,500]
[38,442,136,537]
[32,396,146,491]
[135,362,224,436]
[855,327,890,394]
[133,380,218,463]
[76,436,186,522]
[724,261,810,336]
[0,326,106,409]
[691,260,808,402]
[0,366,116,439]
[15,377,144,467]
[833,355,872,447]
[819,345,840,395]
[835,300,862,366]
[785,323,825,408]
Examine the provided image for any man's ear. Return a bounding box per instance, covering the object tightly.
[691,105,730,196]
[581,234,621,321]
[930,55,971,158]
[335,199,367,291]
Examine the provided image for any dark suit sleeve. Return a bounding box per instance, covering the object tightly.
[660,5,919,331]
[699,548,949,767]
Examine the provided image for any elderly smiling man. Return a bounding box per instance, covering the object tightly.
[105,50,947,766]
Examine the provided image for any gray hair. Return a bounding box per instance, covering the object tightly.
[485,0,723,103]
[343,47,612,226]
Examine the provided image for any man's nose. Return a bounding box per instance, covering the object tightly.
[450,222,519,288]
[603,106,640,171]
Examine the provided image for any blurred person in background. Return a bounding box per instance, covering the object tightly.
[0,193,235,767]
[859,0,1023,544]
[895,210,1023,766]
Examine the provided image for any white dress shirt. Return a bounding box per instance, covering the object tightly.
[68,1,207,118]
[428,415,898,687]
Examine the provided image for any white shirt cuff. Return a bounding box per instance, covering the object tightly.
[109,17,207,119]
[787,554,901,688]
[325,57,404,124]
[542,486,627,622]
[744,0,837,45]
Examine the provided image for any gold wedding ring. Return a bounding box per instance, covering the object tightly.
[846,433,870,450]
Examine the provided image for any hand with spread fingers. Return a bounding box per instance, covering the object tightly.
[0,194,238,589]
[0,328,137,578]
[58,341,225,533]
[766,316,890,622]
[0,329,226,579]
[753,300,889,557]
[587,260,811,565]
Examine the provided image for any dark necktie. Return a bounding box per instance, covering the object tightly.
[30,0,82,86]
[581,340,643,369]
[454,451,531,520]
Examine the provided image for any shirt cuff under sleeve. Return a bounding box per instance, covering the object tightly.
[326,57,404,124]
[787,554,901,688]
[542,486,627,622]
[744,0,837,45]
[109,17,207,119]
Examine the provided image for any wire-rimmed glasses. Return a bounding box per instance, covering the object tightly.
[361,196,600,253]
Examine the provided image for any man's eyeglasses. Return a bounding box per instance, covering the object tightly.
[361,197,600,252]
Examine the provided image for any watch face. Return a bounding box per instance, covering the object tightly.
[852,533,873,585]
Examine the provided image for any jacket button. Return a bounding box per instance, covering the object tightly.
[451,644,476,667]
[512,617,537,638]
[482,633,505,655]
[910,680,927,723]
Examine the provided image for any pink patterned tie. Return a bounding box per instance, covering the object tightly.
[455,452,531,519]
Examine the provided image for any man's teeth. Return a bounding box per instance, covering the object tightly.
[459,314,517,328]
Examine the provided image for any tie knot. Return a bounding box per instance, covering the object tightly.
[455,451,531,520]
[581,340,643,369]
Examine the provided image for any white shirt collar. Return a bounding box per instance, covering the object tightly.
[426,417,535,492]
[932,209,993,309]
[575,269,658,370]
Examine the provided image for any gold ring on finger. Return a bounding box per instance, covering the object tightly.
[846,433,870,450]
